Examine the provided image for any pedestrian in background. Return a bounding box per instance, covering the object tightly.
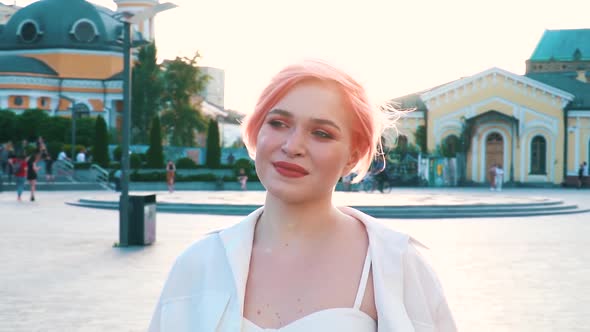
[237,167,248,190]
[166,160,176,193]
[495,164,504,192]
[11,153,27,201]
[489,163,497,191]
[27,151,41,201]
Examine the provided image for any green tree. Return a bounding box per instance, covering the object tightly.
[0,110,17,142]
[146,115,165,168]
[131,42,163,144]
[161,52,209,146]
[41,116,71,144]
[93,115,109,167]
[414,125,427,153]
[74,117,96,147]
[17,109,50,141]
[206,118,221,168]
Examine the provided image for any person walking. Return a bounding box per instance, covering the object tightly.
[488,163,497,191]
[578,162,587,189]
[495,164,504,192]
[237,167,248,190]
[166,160,176,193]
[44,152,55,183]
[27,152,41,201]
[11,153,27,201]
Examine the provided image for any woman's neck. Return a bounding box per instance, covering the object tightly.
[254,193,345,250]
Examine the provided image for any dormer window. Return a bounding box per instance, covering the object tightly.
[71,19,98,43]
[17,19,43,43]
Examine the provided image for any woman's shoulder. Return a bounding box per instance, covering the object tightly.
[174,232,225,267]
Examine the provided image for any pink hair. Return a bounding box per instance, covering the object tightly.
[241,59,384,182]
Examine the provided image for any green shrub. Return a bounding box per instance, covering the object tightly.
[233,158,254,177]
[73,162,92,170]
[175,157,198,169]
[93,115,110,168]
[113,146,122,162]
[130,153,142,169]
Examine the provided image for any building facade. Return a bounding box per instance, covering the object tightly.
[394,29,590,185]
[0,0,157,130]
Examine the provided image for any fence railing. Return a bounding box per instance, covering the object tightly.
[54,159,75,182]
[90,164,113,190]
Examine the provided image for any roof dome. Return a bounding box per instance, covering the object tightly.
[0,0,125,51]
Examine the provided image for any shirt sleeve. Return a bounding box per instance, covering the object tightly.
[403,242,457,332]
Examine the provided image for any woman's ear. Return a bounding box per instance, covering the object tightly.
[342,149,360,176]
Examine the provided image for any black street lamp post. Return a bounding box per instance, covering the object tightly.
[115,3,177,246]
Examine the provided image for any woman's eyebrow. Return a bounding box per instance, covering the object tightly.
[268,109,292,117]
[310,118,341,132]
[268,109,341,132]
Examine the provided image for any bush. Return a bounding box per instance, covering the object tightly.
[130,153,142,169]
[113,145,122,162]
[73,162,92,170]
[129,171,219,182]
[175,157,198,169]
[146,115,164,168]
[63,144,86,156]
[233,158,255,177]
[45,141,63,160]
[93,115,110,168]
[108,162,121,169]
[206,119,221,168]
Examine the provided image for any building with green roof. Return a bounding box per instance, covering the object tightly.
[0,0,158,130]
[392,29,590,187]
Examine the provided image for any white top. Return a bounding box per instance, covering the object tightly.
[57,151,68,161]
[148,207,457,332]
[242,250,376,332]
[76,152,85,163]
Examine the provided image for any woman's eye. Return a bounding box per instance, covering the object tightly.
[268,119,286,128]
[313,130,333,139]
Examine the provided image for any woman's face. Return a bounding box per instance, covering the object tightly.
[255,81,357,203]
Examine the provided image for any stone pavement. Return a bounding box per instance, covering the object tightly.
[1,188,589,331]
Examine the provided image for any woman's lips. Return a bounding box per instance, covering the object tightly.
[272,161,309,178]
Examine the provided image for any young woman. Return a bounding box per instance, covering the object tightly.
[26,151,41,201]
[149,60,456,332]
[237,168,248,191]
[166,160,176,193]
[11,153,27,201]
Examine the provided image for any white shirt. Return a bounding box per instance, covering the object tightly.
[148,207,457,332]
[58,151,68,161]
[76,152,85,163]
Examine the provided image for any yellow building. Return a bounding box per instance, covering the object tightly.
[394,29,590,186]
[0,0,158,129]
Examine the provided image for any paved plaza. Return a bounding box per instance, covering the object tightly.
[1,188,589,331]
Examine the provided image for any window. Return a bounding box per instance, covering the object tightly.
[71,19,97,43]
[530,136,546,174]
[14,96,23,106]
[40,97,48,107]
[18,20,42,43]
[73,103,90,119]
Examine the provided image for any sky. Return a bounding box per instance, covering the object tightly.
[15,0,590,113]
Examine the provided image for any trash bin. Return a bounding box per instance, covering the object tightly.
[120,194,156,245]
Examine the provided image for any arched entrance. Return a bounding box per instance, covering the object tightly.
[486,132,503,182]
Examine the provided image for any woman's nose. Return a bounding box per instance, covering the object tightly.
[281,129,306,157]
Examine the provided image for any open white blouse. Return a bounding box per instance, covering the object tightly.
[148,207,457,332]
